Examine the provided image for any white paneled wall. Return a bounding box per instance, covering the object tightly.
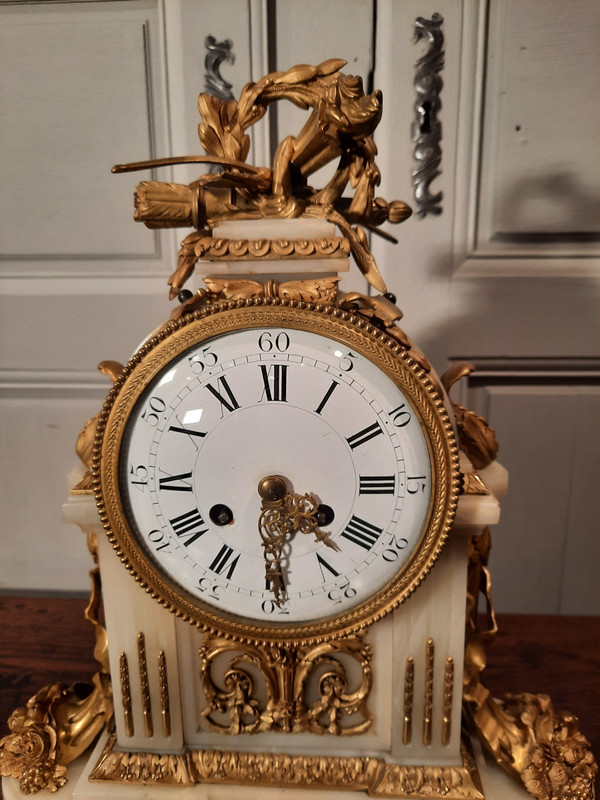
[0,1,172,593]
[1,0,598,616]
[465,372,600,615]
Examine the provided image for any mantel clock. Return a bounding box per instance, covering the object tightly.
[1,58,596,800]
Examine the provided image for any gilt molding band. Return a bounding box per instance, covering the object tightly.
[89,732,484,798]
[194,235,350,261]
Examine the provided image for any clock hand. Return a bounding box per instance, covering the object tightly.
[257,475,338,606]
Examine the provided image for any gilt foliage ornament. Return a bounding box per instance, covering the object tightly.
[112,58,412,298]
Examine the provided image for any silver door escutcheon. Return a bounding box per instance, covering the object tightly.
[412,13,444,218]
[204,35,235,101]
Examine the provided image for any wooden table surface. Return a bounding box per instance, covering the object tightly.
[1,597,598,796]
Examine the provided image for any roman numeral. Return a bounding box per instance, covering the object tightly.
[316,553,340,582]
[169,508,207,547]
[205,376,240,414]
[159,471,193,492]
[260,364,288,402]
[168,424,207,440]
[359,475,396,495]
[315,380,339,414]
[209,544,240,579]
[346,421,383,450]
[341,515,383,550]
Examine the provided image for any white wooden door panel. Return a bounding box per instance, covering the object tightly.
[454,0,600,276]
[0,1,172,275]
[0,389,105,592]
[465,379,600,615]
[559,390,600,615]
[373,0,464,368]
[274,0,374,144]
[478,0,600,247]
[448,2,600,615]
[373,0,599,614]
[0,0,173,593]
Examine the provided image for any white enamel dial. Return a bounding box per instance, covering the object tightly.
[118,324,433,625]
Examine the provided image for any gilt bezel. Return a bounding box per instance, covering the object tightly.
[93,299,460,645]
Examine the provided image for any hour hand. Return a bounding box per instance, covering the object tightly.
[257,476,337,606]
[258,476,289,605]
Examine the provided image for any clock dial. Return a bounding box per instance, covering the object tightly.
[97,302,459,643]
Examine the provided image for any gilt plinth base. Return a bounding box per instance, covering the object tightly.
[3,731,534,800]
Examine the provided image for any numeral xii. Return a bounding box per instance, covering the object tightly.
[260,364,288,402]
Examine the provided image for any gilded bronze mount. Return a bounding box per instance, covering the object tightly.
[88,732,485,798]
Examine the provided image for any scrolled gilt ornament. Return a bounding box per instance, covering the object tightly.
[198,634,373,736]
[72,360,125,493]
[199,639,274,734]
[442,362,499,469]
[294,637,373,736]
[0,539,112,793]
[0,678,108,795]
